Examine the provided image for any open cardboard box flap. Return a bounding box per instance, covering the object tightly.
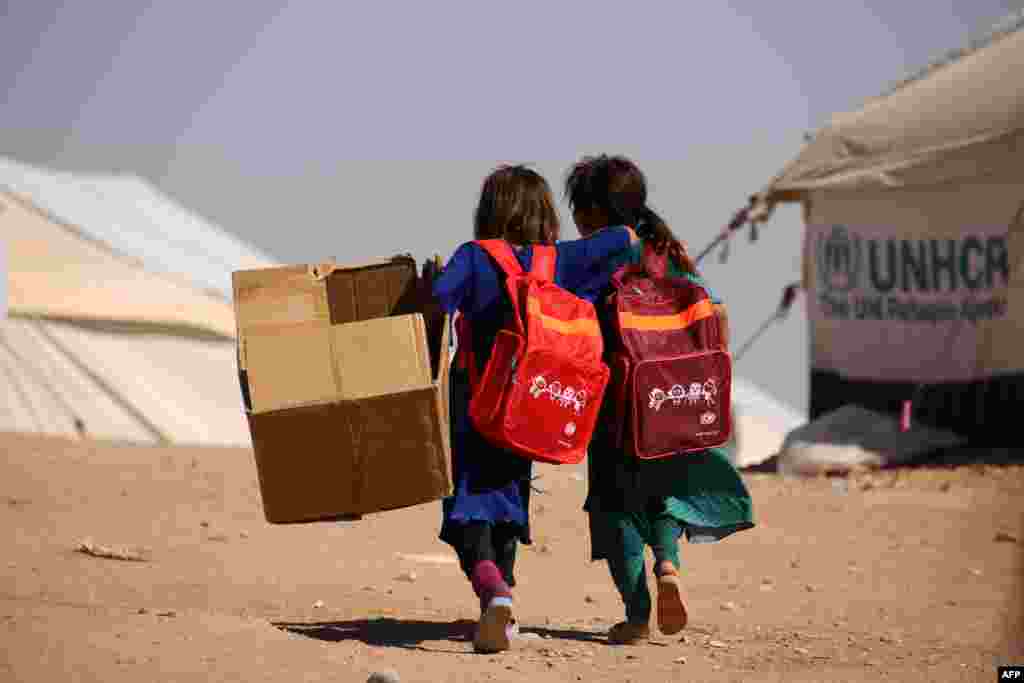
[232,254,451,523]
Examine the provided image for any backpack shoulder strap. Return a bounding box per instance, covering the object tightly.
[474,239,527,334]
[474,239,524,278]
[530,245,556,282]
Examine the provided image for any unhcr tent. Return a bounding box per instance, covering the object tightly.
[751,10,1023,443]
[1,157,275,446]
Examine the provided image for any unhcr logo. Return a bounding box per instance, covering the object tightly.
[814,224,1009,324]
[816,225,862,294]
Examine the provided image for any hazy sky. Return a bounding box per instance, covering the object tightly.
[1,1,1019,412]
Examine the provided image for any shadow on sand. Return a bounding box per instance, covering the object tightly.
[273,618,607,652]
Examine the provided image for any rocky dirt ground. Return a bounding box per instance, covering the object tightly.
[1,431,1022,682]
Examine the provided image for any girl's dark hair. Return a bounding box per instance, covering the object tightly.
[564,154,696,274]
[474,164,560,245]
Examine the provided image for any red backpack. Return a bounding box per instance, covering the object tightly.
[601,244,732,459]
[457,240,610,465]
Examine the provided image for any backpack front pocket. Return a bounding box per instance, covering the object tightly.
[631,349,732,459]
[500,349,609,464]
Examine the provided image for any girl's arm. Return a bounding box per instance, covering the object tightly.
[561,226,635,268]
[555,226,636,294]
[432,242,475,314]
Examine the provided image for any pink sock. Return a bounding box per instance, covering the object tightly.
[471,560,510,605]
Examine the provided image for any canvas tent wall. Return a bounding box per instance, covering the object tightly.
[1,157,276,446]
[752,12,1023,442]
[0,157,273,304]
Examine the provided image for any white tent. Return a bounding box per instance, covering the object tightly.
[1,157,276,446]
[751,9,1023,443]
[725,378,806,469]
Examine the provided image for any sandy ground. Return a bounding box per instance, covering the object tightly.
[1,431,1022,683]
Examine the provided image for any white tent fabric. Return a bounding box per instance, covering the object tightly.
[74,173,275,300]
[1,157,269,446]
[1,318,150,443]
[7,193,239,339]
[0,317,250,445]
[756,13,1024,198]
[727,378,806,468]
[776,404,965,476]
[0,158,274,302]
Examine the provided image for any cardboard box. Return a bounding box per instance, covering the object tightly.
[233,254,451,524]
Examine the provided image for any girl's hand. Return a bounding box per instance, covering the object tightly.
[625,226,640,244]
[422,255,441,284]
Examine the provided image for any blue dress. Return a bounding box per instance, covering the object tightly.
[432,228,633,547]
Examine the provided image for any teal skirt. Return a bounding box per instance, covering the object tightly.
[585,442,755,561]
[585,238,754,560]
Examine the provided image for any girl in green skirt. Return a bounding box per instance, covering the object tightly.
[564,155,756,644]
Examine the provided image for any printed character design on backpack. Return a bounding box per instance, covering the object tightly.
[600,242,733,459]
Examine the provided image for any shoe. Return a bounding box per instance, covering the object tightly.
[655,565,688,635]
[608,620,651,645]
[480,610,519,641]
[474,596,514,653]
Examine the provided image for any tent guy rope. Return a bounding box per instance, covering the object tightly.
[733,282,802,363]
[693,198,758,267]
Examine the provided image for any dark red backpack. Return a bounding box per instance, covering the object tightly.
[457,240,610,465]
[601,244,732,459]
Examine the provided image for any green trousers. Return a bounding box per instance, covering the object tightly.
[596,504,683,624]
